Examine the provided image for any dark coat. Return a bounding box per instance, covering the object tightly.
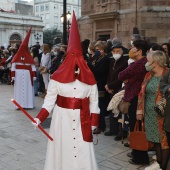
[160,69,170,132]
[49,51,64,74]
[107,56,128,96]
[88,54,110,91]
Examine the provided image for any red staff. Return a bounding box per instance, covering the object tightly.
[11,99,53,141]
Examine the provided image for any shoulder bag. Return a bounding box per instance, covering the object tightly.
[154,94,170,117]
[130,120,153,151]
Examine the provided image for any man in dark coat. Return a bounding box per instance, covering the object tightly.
[104,44,128,139]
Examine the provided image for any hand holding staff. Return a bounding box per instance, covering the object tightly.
[11,99,53,141]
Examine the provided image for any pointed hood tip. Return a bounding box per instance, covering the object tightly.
[11,27,35,64]
[51,12,96,85]
[67,11,82,54]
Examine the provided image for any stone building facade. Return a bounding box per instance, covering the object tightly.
[34,0,81,31]
[78,0,170,48]
[0,12,44,47]
[0,0,44,47]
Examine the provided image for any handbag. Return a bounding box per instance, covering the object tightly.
[118,99,130,114]
[154,94,170,117]
[130,120,153,151]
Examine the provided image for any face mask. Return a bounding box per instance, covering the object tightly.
[129,49,139,59]
[53,52,57,56]
[128,58,135,65]
[59,51,64,55]
[130,40,133,46]
[113,54,121,60]
[94,50,101,57]
[88,48,92,54]
[145,62,154,71]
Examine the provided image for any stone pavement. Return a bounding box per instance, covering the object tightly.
[0,84,155,170]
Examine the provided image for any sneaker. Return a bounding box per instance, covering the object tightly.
[38,92,43,95]
[144,161,160,170]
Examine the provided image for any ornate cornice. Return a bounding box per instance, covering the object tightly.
[89,11,118,21]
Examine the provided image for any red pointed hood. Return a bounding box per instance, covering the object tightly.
[11,27,35,64]
[51,11,96,85]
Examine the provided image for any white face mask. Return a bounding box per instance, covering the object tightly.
[113,54,121,60]
[53,52,57,56]
[130,40,133,46]
[88,48,92,54]
[128,58,135,65]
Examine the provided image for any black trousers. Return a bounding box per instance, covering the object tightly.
[166,131,170,152]
[98,97,107,130]
[129,96,149,164]
[165,131,170,169]
[108,113,119,135]
[38,73,45,92]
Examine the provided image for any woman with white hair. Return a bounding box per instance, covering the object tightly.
[137,51,169,170]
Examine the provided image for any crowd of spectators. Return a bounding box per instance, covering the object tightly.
[1,34,170,170]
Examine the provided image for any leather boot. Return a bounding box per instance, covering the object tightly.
[41,89,47,99]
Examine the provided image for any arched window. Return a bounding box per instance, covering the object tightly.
[10,34,21,41]
[9,34,22,46]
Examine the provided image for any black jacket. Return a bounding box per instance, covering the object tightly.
[49,51,64,74]
[88,54,110,91]
[107,56,128,95]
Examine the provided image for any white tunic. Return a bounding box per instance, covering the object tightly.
[42,79,100,170]
[11,62,35,109]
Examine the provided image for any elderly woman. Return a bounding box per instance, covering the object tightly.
[137,51,169,170]
[88,41,110,134]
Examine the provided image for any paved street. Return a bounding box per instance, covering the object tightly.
[0,84,154,170]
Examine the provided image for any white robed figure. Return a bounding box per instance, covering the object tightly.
[32,11,100,170]
[11,27,36,109]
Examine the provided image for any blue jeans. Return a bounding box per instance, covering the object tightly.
[34,69,39,95]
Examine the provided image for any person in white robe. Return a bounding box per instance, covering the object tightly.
[32,11,100,170]
[11,27,36,109]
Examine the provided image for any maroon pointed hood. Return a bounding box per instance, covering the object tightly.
[11,27,35,64]
[51,11,96,85]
